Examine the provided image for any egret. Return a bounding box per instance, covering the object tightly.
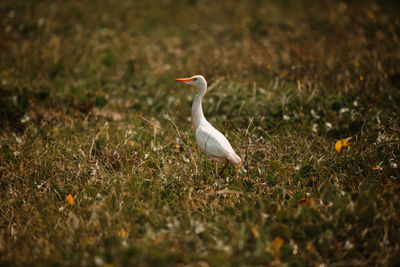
[175,75,242,176]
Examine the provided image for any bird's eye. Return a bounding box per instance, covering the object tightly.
[193,78,197,81]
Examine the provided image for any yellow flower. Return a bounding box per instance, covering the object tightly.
[335,138,351,152]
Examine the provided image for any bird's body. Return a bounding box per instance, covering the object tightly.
[175,75,242,168]
[195,121,241,165]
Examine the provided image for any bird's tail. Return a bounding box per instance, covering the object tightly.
[229,152,242,168]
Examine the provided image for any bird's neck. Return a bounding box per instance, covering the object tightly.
[192,85,207,128]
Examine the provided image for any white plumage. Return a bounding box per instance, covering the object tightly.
[175,75,242,168]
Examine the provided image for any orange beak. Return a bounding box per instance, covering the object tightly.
[174,78,194,82]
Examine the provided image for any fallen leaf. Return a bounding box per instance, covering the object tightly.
[65,194,74,205]
[306,241,314,251]
[251,225,260,239]
[119,229,127,238]
[335,138,351,152]
[153,232,166,245]
[273,236,284,255]
[372,165,383,171]
[299,197,312,204]
[85,236,94,245]
[367,11,375,20]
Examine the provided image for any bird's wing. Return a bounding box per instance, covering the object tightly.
[196,122,235,160]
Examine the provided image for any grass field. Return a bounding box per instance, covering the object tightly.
[1,0,400,266]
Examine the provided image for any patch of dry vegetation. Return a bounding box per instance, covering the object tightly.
[1,0,400,265]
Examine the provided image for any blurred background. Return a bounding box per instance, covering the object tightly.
[1,0,399,127]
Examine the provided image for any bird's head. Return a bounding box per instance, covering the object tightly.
[174,75,207,90]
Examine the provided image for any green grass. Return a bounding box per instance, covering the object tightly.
[1,0,400,266]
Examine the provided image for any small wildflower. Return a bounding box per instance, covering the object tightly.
[359,75,364,81]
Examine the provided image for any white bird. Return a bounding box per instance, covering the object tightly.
[175,75,242,175]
